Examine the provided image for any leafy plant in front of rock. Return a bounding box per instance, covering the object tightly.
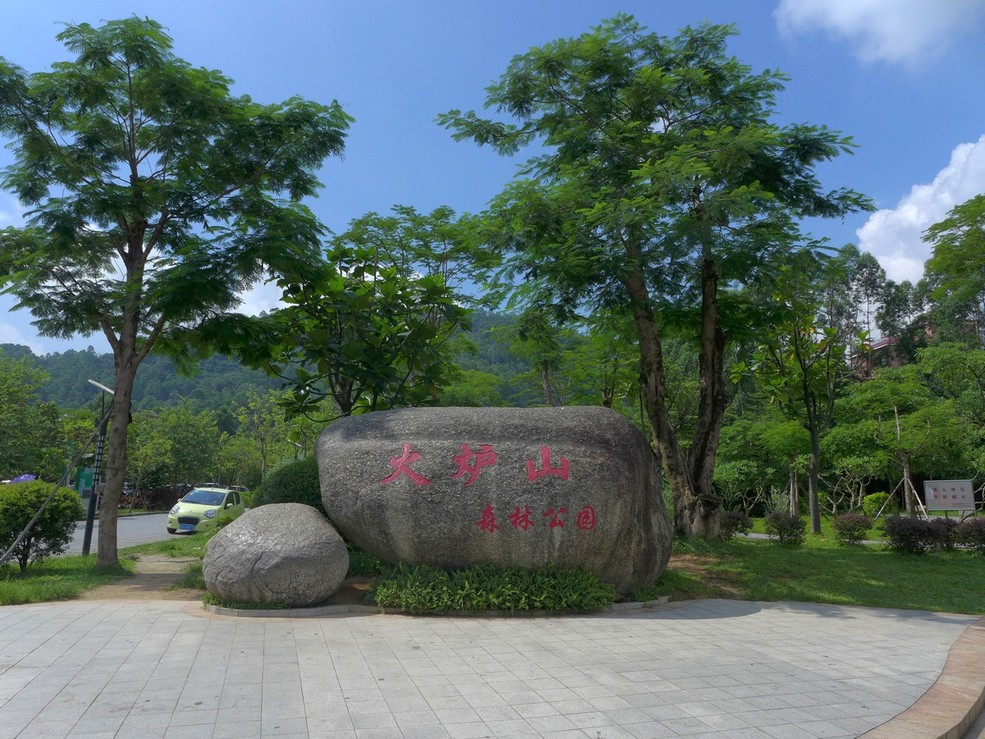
[764,511,806,546]
[0,481,84,573]
[371,562,617,614]
[832,513,872,545]
[347,545,386,577]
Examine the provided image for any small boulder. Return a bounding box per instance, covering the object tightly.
[203,503,349,607]
[316,406,672,594]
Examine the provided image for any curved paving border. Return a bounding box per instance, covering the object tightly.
[202,595,671,619]
[861,615,985,739]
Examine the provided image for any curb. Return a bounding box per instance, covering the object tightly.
[201,595,670,619]
[860,615,985,739]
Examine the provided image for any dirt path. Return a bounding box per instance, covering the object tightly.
[79,554,203,601]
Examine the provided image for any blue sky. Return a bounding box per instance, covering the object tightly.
[2,0,984,354]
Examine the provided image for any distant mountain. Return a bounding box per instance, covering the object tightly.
[0,309,532,411]
[0,344,282,410]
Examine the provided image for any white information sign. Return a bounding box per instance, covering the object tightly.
[923,480,974,511]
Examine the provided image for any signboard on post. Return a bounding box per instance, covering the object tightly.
[923,480,974,511]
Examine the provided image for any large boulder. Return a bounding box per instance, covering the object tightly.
[316,407,671,594]
[203,503,349,607]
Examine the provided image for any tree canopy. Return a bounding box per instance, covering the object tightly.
[441,15,871,535]
[0,17,351,566]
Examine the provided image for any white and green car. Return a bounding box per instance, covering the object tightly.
[167,486,245,534]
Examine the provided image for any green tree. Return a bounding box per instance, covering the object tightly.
[240,213,472,419]
[236,390,293,482]
[834,366,971,514]
[563,312,639,411]
[126,411,175,492]
[440,16,870,535]
[333,205,492,301]
[506,304,568,407]
[0,18,350,566]
[925,193,985,345]
[215,433,263,491]
[437,369,506,407]
[851,250,887,340]
[715,411,804,515]
[0,481,84,573]
[0,350,62,479]
[919,343,985,429]
[747,250,861,532]
[127,406,221,489]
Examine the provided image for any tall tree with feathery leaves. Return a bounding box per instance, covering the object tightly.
[0,17,351,566]
[440,15,871,536]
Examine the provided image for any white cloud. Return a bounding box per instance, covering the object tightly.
[236,279,285,317]
[774,0,985,65]
[0,319,47,355]
[0,194,25,226]
[856,134,985,282]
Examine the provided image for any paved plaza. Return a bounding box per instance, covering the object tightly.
[0,598,980,738]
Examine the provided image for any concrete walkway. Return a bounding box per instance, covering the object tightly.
[0,598,981,738]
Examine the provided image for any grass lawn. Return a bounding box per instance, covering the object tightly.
[0,555,133,604]
[0,532,210,606]
[3,528,983,614]
[748,514,887,541]
[658,535,985,615]
[125,531,211,558]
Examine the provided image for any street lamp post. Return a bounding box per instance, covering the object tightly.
[81,379,114,557]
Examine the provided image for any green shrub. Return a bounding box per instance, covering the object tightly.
[956,518,985,554]
[719,510,752,541]
[254,456,324,514]
[241,487,259,509]
[371,562,617,614]
[0,481,84,573]
[882,515,937,554]
[862,492,897,519]
[764,511,806,545]
[832,513,872,545]
[214,509,242,531]
[929,517,960,551]
[347,544,386,577]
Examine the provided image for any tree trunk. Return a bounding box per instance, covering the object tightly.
[687,255,726,535]
[97,346,139,568]
[902,455,917,516]
[807,422,822,534]
[788,463,799,515]
[540,363,557,407]
[624,267,717,537]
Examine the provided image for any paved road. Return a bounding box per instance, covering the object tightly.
[66,512,173,555]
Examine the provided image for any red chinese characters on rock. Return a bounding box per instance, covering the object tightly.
[379,442,570,487]
[508,505,534,531]
[526,446,570,481]
[576,504,597,531]
[377,442,597,534]
[478,503,598,534]
[378,443,432,486]
[451,443,498,487]
[476,504,499,533]
[544,506,567,528]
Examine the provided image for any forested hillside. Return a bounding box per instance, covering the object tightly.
[1,344,283,411]
[1,312,534,412]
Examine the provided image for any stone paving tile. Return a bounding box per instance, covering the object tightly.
[0,599,978,738]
